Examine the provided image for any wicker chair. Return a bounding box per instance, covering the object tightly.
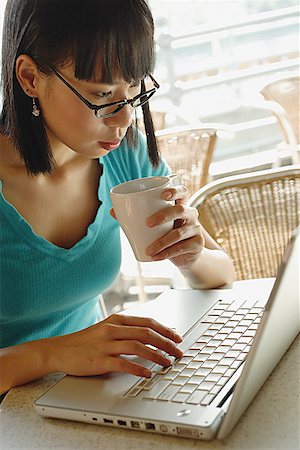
[156,125,218,196]
[260,76,300,164]
[188,165,300,280]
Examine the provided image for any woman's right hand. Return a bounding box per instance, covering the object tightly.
[49,314,183,378]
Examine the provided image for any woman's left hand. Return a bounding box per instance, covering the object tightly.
[145,184,205,269]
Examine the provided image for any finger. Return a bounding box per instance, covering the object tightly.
[108,340,173,367]
[105,356,152,378]
[110,208,117,220]
[110,314,182,343]
[150,235,204,261]
[146,223,201,257]
[147,203,195,228]
[161,185,188,201]
[102,324,183,358]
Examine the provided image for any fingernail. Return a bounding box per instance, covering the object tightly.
[146,245,155,255]
[144,369,152,378]
[146,218,156,227]
[171,328,183,342]
[163,191,172,200]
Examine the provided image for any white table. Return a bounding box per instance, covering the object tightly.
[1,279,299,450]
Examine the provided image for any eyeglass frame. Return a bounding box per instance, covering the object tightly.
[51,68,160,119]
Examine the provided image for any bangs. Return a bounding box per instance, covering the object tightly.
[68,1,155,83]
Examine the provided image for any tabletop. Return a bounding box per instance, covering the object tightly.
[1,279,299,450]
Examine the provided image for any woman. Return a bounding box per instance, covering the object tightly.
[0,0,235,394]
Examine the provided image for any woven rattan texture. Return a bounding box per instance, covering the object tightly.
[157,129,217,195]
[198,174,300,280]
[261,76,300,143]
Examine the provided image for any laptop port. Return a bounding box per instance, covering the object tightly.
[177,426,200,438]
[131,421,140,428]
[145,422,155,430]
[103,418,113,424]
[117,420,127,426]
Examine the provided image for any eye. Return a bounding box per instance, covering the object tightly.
[94,91,112,99]
[130,81,140,88]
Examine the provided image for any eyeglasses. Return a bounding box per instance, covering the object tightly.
[51,69,159,119]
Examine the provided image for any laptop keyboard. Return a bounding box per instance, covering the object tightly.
[125,300,264,406]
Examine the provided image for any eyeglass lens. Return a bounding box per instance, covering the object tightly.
[95,76,156,118]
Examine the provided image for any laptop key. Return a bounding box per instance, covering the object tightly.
[177,356,193,364]
[186,389,208,405]
[179,383,198,394]
[158,385,180,401]
[203,329,218,337]
[209,324,224,330]
[198,380,215,391]
[201,347,215,355]
[229,332,243,340]
[214,345,231,354]
[184,349,199,357]
[125,386,143,397]
[237,352,247,361]
[172,376,189,386]
[163,371,180,381]
[195,367,211,377]
[224,368,236,377]
[193,352,209,361]
[205,373,222,383]
[189,375,205,384]
[201,360,218,369]
[226,350,241,358]
[142,380,171,399]
[210,385,222,396]
[151,364,171,375]
[243,329,257,337]
[233,325,247,333]
[211,365,228,375]
[186,361,202,370]
[216,376,230,386]
[208,353,223,362]
[239,336,253,344]
[231,343,247,351]
[190,342,206,351]
[219,357,235,366]
[172,392,190,403]
[231,360,243,369]
[222,339,237,346]
[180,368,196,377]
[201,393,216,406]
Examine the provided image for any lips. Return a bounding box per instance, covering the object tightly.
[98,140,121,151]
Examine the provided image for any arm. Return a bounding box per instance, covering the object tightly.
[0,338,54,394]
[179,227,236,289]
[0,314,183,395]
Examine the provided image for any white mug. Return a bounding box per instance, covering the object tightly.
[110,174,181,262]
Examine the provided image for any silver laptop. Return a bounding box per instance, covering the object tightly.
[35,227,300,440]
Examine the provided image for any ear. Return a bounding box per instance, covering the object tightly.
[15,54,42,97]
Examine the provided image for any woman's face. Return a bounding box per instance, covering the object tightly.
[37,63,141,159]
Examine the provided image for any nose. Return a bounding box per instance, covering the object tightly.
[105,104,133,129]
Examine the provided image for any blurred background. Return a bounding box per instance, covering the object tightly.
[148,0,299,166]
[0,0,299,314]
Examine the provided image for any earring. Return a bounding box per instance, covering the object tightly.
[32,97,40,117]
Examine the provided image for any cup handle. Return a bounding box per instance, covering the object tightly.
[168,173,181,187]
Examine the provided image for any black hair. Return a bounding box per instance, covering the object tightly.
[0,0,160,175]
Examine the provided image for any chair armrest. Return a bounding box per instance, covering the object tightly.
[240,97,299,163]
